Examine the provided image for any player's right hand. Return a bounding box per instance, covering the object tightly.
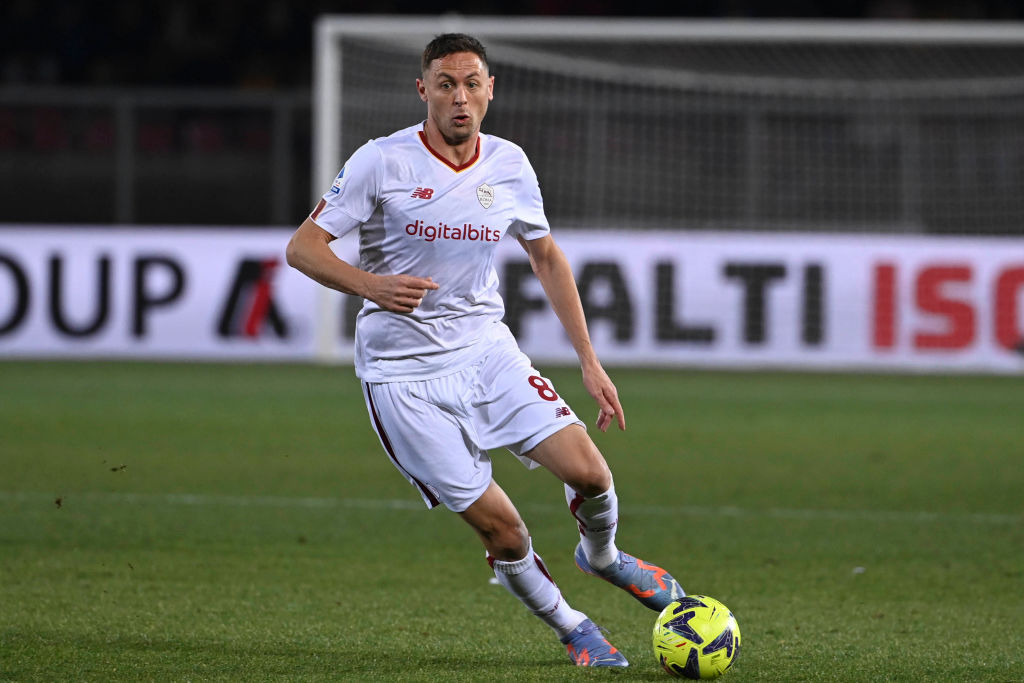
[366,274,439,313]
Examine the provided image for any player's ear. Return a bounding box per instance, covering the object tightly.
[416,78,428,102]
[487,75,494,101]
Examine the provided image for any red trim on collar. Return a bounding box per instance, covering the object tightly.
[418,130,480,172]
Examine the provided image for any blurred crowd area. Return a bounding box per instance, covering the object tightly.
[3,0,1023,88]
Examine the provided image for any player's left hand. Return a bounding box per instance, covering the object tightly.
[582,363,626,433]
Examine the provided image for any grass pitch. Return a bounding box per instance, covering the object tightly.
[1,361,1021,681]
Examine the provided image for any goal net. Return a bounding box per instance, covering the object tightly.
[314,17,1024,236]
[309,17,1024,370]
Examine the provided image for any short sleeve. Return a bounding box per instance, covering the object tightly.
[309,140,382,238]
[507,154,550,240]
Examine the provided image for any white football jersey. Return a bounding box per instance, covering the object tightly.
[310,122,550,382]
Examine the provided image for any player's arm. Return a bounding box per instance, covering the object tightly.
[286,218,437,314]
[518,234,625,432]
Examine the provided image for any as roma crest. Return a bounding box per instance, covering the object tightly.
[476,183,494,209]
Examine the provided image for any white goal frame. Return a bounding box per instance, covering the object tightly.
[314,15,1024,195]
[310,15,1024,362]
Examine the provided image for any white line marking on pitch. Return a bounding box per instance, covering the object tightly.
[0,491,1019,525]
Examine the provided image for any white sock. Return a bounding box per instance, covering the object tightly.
[565,482,620,571]
[490,539,587,638]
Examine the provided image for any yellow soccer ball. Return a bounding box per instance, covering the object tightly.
[653,596,741,679]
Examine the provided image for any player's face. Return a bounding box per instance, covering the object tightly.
[418,52,494,147]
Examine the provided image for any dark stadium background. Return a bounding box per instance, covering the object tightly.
[2,1,1022,226]
[4,2,1021,88]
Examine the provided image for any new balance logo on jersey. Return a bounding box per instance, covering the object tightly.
[555,407,571,418]
[410,187,434,199]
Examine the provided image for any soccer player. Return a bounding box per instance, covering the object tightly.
[286,32,684,668]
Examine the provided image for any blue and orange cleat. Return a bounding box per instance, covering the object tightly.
[560,618,629,667]
[574,542,685,612]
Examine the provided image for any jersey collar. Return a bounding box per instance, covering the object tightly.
[418,128,481,173]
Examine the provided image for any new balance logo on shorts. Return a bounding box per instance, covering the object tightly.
[555,407,571,418]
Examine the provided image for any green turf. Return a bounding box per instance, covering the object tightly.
[1,361,1021,681]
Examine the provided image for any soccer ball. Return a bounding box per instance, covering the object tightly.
[653,595,741,679]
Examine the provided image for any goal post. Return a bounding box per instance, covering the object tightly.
[313,15,1024,206]
[309,16,1024,368]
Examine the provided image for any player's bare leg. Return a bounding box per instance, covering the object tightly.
[459,480,627,667]
[521,424,612,497]
[459,479,530,561]
[526,424,686,611]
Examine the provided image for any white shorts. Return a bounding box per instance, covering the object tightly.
[360,339,584,512]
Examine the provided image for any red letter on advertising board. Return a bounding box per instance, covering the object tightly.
[995,267,1024,351]
[873,263,897,349]
[913,265,975,349]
